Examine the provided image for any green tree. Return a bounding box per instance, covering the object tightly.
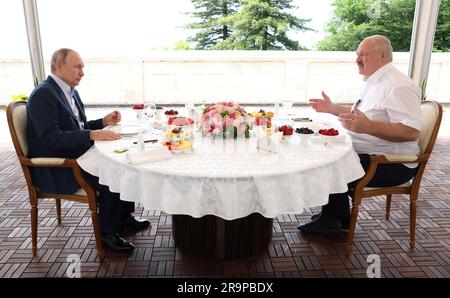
[216,0,312,50]
[171,40,192,50]
[318,0,450,52]
[318,0,414,51]
[434,0,450,52]
[186,0,240,49]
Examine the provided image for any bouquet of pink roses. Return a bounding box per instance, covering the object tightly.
[200,102,253,138]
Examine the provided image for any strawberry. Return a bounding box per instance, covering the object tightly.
[165,109,179,115]
[319,128,339,136]
[132,104,144,109]
[278,125,293,135]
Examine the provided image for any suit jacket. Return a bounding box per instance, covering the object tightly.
[26,75,104,194]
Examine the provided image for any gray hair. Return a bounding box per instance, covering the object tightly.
[50,48,75,72]
[366,35,393,62]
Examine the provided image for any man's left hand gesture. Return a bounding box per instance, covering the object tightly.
[338,108,371,134]
[103,110,121,127]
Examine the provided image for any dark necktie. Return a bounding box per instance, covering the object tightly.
[69,88,84,129]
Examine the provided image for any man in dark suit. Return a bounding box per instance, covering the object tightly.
[26,48,150,252]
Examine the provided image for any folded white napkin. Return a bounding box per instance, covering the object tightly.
[310,134,347,143]
[256,127,282,153]
[126,146,172,165]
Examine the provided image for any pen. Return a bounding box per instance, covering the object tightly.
[133,139,158,144]
[351,99,362,114]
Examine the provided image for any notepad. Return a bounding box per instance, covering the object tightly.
[126,147,172,164]
[113,147,129,153]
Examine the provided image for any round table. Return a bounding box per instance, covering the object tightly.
[78,129,365,258]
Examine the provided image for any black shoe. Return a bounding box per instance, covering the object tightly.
[298,214,342,234]
[120,214,151,233]
[311,212,350,230]
[101,233,135,252]
[310,212,321,221]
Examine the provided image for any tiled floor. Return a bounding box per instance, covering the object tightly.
[1,106,450,278]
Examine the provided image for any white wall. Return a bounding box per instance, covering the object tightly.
[1,51,449,106]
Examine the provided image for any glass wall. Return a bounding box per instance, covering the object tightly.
[298,0,416,103]
[427,0,450,103]
[0,0,34,103]
[3,1,449,106]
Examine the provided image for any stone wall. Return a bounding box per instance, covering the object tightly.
[1,51,449,105]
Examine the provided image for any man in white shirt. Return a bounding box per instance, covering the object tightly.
[27,48,151,251]
[298,35,421,233]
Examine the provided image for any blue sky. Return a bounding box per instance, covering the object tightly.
[0,0,333,59]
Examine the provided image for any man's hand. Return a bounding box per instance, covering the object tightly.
[309,91,351,116]
[103,110,121,127]
[89,130,121,141]
[309,91,334,114]
[338,108,371,134]
[338,108,419,142]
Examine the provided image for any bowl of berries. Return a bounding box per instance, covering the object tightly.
[278,125,294,141]
[318,128,339,138]
[295,127,314,145]
[132,103,146,121]
[164,109,179,121]
[132,103,145,110]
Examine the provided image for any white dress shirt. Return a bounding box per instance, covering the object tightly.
[348,63,421,167]
[49,73,84,129]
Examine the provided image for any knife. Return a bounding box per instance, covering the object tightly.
[133,139,158,144]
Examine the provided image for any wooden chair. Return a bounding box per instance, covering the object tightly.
[347,100,443,253]
[6,101,103,256]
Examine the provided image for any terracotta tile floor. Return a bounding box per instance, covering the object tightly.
[0,103,450,278]
[1,117,449,278]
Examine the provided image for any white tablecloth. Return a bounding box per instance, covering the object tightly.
[77,132,365,220]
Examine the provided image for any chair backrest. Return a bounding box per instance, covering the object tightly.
[418,101,443,155]
[6,101,29,158]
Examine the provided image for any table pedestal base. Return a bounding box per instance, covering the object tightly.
[172,213,273,259]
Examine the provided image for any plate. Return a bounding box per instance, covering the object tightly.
[170,148,194,154]
[310,134,347,143]
[107,124,148,136]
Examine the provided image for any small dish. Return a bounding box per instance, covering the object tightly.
[297,133,312,145]
[280,134,292,142]
[170,148,194,154]
[107,124,148,136]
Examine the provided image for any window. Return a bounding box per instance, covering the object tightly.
[427,0,450,103]
[5,1,447,106]
[0,0,34,105]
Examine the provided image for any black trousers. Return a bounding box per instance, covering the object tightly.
[82,170,135,234]
[322,154,418,220]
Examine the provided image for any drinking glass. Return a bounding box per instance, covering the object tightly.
[282,101,296,123]
[145,102,157,120]
[185,101,195,119]
[281,101,294,109]
[134,108,144,124]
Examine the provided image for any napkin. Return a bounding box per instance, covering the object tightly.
[310,134,347,143]
[256,127,282,153]
[126,146,172,165]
